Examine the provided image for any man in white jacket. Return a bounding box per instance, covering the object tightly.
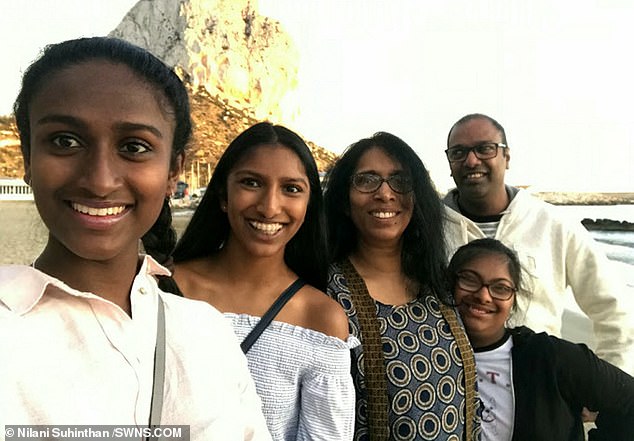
[442,113,634,374]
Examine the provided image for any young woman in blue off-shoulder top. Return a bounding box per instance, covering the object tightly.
[160,122,357,441]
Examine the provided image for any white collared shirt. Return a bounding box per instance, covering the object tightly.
[0,257,271,441]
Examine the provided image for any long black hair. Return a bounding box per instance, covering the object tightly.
[171,122,328,291]
[13,36,192,265]
[323,131,449,301]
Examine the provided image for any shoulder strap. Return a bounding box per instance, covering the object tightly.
[438,303,478,441]
[241,279,306,354]
[340,259,389,441]
[148,295,166,441]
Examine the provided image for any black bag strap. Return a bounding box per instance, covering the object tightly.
[241,278,306,354]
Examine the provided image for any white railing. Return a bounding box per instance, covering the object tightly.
[0,178,33,201]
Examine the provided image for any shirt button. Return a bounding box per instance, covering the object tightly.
[139,287,147,295]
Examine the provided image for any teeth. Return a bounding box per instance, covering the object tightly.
[468,305,490,315]
[466,173,485,179]
[372,211,397,219]
[249,221,283,235]
[72,202,125,216]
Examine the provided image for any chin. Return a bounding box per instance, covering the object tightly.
[246,244,286,259]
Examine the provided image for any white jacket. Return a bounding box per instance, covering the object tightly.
[443,187,634,374]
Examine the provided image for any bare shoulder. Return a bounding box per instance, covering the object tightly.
[290,285,350,340]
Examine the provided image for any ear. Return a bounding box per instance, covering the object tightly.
[504,147,511,170]
[166,152,185,197]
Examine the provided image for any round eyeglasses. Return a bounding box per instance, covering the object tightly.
[350,173,413,194]
[455,270,516,300]
[445,142,507,163]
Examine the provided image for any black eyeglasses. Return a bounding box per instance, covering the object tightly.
[455,270,516,300]
[350,173,413,194]
[445,142,507,163]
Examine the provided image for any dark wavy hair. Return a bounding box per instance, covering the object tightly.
[13,36,192,265]
[447,238,526,312]
[171,122,328,291]
[323,131,449,302]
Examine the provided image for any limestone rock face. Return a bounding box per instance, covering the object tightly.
[0,117,22,178]
[109,0,299,122]
[0,1,337,182]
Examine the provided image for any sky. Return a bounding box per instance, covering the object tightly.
[2,0,633,192]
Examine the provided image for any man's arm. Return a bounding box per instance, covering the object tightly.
[564,222,634,375]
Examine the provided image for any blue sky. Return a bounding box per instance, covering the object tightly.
[2,0,633,192]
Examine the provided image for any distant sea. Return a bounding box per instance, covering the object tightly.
[552,204,634,267]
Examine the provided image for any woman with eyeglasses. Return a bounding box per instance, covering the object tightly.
[449,238,634,441]
[324,132,480,441]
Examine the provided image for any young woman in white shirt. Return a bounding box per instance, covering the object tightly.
[1,36,270,440]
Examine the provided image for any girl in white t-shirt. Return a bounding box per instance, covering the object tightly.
[449,238,634,441]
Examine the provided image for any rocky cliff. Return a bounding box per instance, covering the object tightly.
[0,0,337,186]
[0,116,21,178]
[110,0,299,123]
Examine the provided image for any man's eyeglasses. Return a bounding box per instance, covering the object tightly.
[455,270,516,300]
[350,173,413,194]
[445,142,507,163]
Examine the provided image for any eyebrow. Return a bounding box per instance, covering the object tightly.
[35,114,164,139]
[234,170,309,185]
[355,169,405,176]
[460,271,513,283]
[448,141,497,149]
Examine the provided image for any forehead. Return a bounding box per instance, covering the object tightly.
[30,60,173,125]
[355,147,403,172]
[460,253,512,279]
[232,143,307,176]
[448,118,502,146]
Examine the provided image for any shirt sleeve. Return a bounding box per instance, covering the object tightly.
[296,336,358,441]
[552,334,634,440]
[563,221,634,374]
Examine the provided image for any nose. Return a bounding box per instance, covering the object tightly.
[472,285,494,302]
[256,187,282,218]
[463,149,482,168]
[78,146,122,197]
[373,180,396,201]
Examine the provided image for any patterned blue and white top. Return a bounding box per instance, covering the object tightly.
[328,262,478,441]
[225,312,359,441]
